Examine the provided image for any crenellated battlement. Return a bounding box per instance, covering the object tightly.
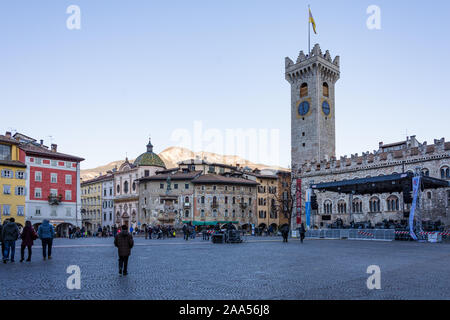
[285,44,340,84]
[299,136,450,175]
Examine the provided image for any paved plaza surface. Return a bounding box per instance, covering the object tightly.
[1,236,449,300]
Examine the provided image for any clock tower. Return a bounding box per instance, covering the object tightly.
[285,43,340,173]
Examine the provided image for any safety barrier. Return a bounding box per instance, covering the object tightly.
[394,231,450,242]
[305,229,395,241]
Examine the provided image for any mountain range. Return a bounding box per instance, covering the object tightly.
[80,146,288,181]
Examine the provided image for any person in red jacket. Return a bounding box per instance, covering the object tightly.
[20,221,38,262]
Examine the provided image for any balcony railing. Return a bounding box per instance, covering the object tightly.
[211,202,219,209]
[240,202,248,209]
[183,202,191,208]
[48,194,63,205]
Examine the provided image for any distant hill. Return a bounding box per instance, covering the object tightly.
[80,146,288,181]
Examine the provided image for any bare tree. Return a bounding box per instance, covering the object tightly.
[273,177,306,230]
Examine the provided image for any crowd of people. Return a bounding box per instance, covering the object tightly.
[1,218,55,263]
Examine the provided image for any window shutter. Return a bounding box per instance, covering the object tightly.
[1,170,4,178]
[24,187,27,196]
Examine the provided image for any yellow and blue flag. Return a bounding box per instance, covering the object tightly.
[309,8,317,34]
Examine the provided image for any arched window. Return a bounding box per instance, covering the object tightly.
[200,209,205,217]
[132,182,136,191]
[201,196,205,204]
[352,198,363,213]
[185,196,189,203]
[116,184,120,194]
[369,197,380,213]
[422,168,430,177]
[123,181,129,194]
[224,209,228,217]
[323,82,329,97]
[440,166,450,179]
[300,83,308,98]
[323,200,332,214]
[386,195,399,211]
[337,200,347,214]
[185,210,189,218]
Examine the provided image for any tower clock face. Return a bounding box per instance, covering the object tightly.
[322,101,330,116]
[298,101,310,116]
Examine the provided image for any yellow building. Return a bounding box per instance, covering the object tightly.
[0,133,27,227]
[80,176,104,233]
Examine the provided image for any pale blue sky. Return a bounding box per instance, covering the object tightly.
[1,0,449,169]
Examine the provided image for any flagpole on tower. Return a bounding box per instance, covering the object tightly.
[308,4,311,55]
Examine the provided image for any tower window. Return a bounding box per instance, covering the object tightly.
[302,132,305,136]
[302,143,306,147]
[323,82,329,97]
[300,83,308,98]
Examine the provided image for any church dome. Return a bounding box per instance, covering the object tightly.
[133,139,166,168]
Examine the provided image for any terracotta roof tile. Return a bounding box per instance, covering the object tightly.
[20,143,84,162]
[192,174,258,186]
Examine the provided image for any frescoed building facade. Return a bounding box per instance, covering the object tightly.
[114,139,166,229]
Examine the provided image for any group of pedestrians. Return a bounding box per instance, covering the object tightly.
[182,223,196,241]
[144,225,175,240]
[1,218,55,263]
[280,223,306,243]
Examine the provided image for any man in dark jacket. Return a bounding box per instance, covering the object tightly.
[114,225,134,276]
[2,218,19,263]
[37,219,55,260]
[182,224,188,241]
[280,224,289,243]
[298,223,306,244]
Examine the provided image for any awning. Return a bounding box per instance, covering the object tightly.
[311,172,449,195]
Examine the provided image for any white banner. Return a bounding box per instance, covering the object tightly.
[409,176,421,241]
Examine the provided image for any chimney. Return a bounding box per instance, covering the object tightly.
[51,144,57,152]
[40,140,44,146]
[5,131,11,138]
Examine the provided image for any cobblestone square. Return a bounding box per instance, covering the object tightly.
[1,236,449,300]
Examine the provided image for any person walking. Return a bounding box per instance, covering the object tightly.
[114,224,134,276]
[190,225,196,239]
[280,224,289,243]
[2,218,19,263]
[148,226,153,240]
[298,223,306,244]
[20,221,37,262]
[182,224,188,241]
[37,219,55,260]
[0,220,5,259]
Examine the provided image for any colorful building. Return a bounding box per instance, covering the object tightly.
[0,132,27,227]
[81,176,104,233]
[14,133,84,236]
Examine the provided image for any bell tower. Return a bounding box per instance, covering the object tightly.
[285,44,340,173]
